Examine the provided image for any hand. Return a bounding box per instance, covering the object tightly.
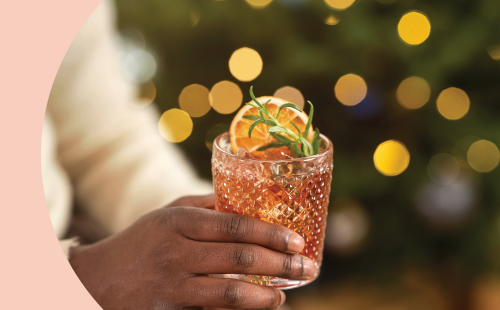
[70,195,313,309]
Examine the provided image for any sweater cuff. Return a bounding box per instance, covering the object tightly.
[59,237,80,259]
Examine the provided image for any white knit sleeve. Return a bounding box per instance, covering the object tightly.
[47,0,212,235]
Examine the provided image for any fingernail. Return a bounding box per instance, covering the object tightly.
[287,233,305,253]
[302,258,316,278]
[279,290,286,306]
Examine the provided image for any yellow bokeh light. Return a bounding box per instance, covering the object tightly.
[274,86,305,109]
[325,15,340,26]
[246,0,273,8]
[229,47,263,82]
[398,11,431,45]
[396,76,431,110]
[487,45,500,61]
[436,87,470,120]
[467,140,500,173]
[158,109,193,143]
[335,74,367,106]
[178,84,211,118]
[209,81,243,114]
[324,0,356,11]
[374,140,410,176]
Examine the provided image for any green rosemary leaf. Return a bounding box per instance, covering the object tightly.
[248,119,264,138]
[276,103,302,119]
[300,135,313,157]
[257,141,290,151]
[263,99,272,107]
[289,121,301,135]
[261,119,276,127]
[312,127,320,155]
[270,132,292,142]
[304,100,314,138]
[243,115,261,121]
[290,144,305,158]
[245,101,259,109]
[267,127,287,133]
[249,86,264,108]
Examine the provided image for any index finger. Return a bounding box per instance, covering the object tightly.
[170,207,305,254]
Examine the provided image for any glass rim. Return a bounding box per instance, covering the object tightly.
[213,131,333,163]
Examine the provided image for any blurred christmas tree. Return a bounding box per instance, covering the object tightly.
[115,0,500,307]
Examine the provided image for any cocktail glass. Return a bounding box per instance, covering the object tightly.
[211,132,333,289]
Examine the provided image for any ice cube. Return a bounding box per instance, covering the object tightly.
[236,147,253,159]
[264,148,294,160]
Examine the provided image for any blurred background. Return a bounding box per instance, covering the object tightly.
[114,0,500,309]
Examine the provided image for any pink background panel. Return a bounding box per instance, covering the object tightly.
[0,0,103,308]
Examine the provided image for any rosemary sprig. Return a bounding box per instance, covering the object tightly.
[243,86,321,158]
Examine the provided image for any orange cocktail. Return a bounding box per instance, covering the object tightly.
[212,132,333,289]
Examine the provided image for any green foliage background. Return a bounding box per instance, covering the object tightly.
[116,0,500,293]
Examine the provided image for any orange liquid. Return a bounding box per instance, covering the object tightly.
[212,163,331,265]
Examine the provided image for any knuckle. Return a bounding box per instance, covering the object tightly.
[281,254,294,276]
[268,225,284,249]
[219,214,254,240]
[268,289,279,308]
[229,245,256,269]
[161,207,192,232]
[161,207,182,224]
[222,282,245,307]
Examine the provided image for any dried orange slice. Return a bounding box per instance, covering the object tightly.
[230,96,314,159]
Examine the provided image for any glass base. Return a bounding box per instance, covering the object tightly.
[221,270,319,290]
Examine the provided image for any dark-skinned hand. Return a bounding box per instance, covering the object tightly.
[70,195,313,310]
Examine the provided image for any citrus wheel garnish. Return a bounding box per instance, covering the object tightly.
[230,96,314,159]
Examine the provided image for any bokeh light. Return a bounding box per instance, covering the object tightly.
[131,80,156,108]
[178,84,212,117]
[326,198,369,255]
[121,49,157,83]
[396,76,431,110]
[274,86,305,109]
[205,123,230,152]
[324,15,340,26]
[467,140,500,173]
[324,0,356,11]
[347,91,381,119]
[335,74,367,106]
[246,0,273,8]
[158,109,193,143]
[209,81,243,114]
[229,48,263,82]
[374,140,410,176]
[436,87,470,120]
[487,45,500,61]
[229,47,263,82]
[120,28,146,50]
[416,176,476,229]
[398,11,431,45]
[427,153,460,185]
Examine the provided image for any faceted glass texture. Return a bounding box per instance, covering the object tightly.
[212,132,334,289]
